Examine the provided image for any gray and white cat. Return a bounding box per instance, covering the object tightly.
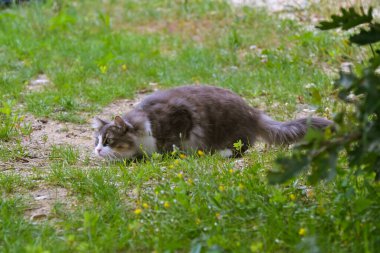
[93,85,332,159]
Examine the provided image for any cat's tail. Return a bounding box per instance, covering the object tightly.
[257,114,333,145]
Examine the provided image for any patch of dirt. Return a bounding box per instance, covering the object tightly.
[25,186,74,221]
[95,93,147,120]
[24,114,91,149]
[3,114,94,172]
[231,0,312,13]
[26,74,51,92]
[230,0,380,27]
[2,94,145,174]
[295,104,318,118]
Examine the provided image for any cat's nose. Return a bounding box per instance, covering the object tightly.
[96,147,102,153]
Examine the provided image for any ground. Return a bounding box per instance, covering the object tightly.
[0,0,379,252]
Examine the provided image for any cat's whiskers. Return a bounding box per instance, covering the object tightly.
[106,152,116,159]
[111,149,130,160]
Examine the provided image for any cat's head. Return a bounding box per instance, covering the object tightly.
[92,116,139,160]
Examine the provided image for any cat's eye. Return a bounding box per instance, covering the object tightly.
[104,138,114,146]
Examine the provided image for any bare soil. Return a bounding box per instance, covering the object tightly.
[25,186,72,221]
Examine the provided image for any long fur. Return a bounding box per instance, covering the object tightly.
[257,114,332,145]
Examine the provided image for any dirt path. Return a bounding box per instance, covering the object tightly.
[10,98,145,172]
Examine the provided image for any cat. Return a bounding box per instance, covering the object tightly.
[93,85,332,160]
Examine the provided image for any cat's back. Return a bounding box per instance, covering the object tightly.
[138,85,249,110]
[136,86,260,150]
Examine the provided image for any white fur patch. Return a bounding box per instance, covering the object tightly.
[136,120,157,155]
[94,135,115,158]
[218,149,233,158]
[94,135,103,155]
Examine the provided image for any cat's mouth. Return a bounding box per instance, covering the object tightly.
[94,148,136,160]
[95,149,112,159]
[94,147,117,159]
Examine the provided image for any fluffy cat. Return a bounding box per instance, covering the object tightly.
[93,85,332,159]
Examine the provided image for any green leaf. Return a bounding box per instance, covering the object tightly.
[268,156,309,184]
[350,24,380,45]
[303,128,324,143]
[233,140,244,152]
[353,197,372,213]
[317,7,373,30]
[308,151,338,184]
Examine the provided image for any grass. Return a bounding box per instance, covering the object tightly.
[0,0,379,252]
[49,145,80,165]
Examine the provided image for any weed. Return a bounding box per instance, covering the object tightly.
[0,140,29,162]
[0,100,29,140]
[49,145,79,165]
[0,173,36,194]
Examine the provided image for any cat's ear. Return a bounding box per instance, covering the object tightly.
[92,117,109,130]
[114,116,133,131]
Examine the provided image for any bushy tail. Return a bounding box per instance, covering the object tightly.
[257,114,333,145]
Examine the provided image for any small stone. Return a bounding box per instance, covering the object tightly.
[31,213,47,220]
[35,195,49,200]
[38,119,48,124]
[249,45,257,50]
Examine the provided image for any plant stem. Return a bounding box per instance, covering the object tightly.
[369,43,375,58]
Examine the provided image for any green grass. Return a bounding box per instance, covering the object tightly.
[49,145,80,165]
[0,0,379,252]
[0,172,36,194]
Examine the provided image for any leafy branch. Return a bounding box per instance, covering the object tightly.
[269,6,380,184]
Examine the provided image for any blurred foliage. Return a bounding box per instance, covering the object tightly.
[269,6,380,184]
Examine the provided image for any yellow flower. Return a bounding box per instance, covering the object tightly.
[192,77,200,84]
[164,201,170,208]
[121,64,128,71]
[298,228,306,236]
[187,178,193,185]
[218,185,225,192]
[215,212,221,219]
[142,203,149,209]
[290,193,296,201]
[179,154,187,159]
[238,183,244,190]
[169,165,174,169]
[99,65,107,74]
[174,159,180,165]
[134,208,142,215]
[229,169,234,174]
[195,218,201,225]
[197,150,205,156]
[250,242,263,252]
[177,172,183,179]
